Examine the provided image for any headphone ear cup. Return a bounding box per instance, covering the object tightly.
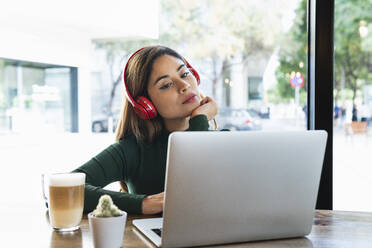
[189,68,200,85]
[134,96,158,120]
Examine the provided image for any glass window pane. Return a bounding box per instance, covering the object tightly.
[162,0,308,132]
[333,0,372,211]
[94,0,308,133]
[0,60,73,133]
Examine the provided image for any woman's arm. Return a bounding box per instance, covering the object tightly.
[72,142,146,214]
[187,114,210,131]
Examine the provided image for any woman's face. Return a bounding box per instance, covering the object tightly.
[147,54,201,120]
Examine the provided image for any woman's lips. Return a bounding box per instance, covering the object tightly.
[183,94,197,104]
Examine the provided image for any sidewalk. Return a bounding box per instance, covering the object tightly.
[333,128,372,212]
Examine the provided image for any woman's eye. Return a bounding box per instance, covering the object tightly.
[181,71,190,78]
[160,82,173,90]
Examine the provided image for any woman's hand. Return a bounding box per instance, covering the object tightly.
[191,96,218,121]
[142,192,164,215]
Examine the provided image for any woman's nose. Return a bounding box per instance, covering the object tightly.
[177,79,191,93]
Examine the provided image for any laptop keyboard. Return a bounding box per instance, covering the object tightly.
[152,228,162,237]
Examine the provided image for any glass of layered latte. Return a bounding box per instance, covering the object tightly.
[42,173,85,232]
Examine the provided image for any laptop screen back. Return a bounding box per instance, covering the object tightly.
[161,131,327,248]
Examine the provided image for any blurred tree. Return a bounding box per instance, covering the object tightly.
[94,0,297,116]
[275,0,372,104]
[274,0,307,104]
[334,0,372,104]
[160,0,290,99]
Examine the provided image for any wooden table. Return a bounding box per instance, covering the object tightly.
[2,202,372,247]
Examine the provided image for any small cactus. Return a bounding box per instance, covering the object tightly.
[93,195,124,217]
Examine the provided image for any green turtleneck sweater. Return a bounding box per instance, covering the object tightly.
[72,115,211,214]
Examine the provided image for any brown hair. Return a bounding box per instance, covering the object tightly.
[115,46,186,144]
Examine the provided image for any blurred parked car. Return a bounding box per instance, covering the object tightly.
[248,107,270,119]
[92,116,119,133]
[216,108,262,131]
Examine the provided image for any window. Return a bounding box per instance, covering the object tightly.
[95,0,308,133]
[333,0,372,211]
[248,77,263,100]
[0,59,75,133]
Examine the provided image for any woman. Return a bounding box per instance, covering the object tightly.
[73,45,218,215]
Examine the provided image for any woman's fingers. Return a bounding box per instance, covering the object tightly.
[200,96,211,105]
[191,96,218,120]
[142,192,165,214]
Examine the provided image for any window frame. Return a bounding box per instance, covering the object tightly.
[307,0,334,209]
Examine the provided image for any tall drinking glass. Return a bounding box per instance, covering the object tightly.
[42,173,85,232]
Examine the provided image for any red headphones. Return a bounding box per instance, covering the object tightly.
[123,47,201,120]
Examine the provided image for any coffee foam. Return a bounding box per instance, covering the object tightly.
[49,173,85,187]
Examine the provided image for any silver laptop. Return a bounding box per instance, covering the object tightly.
[133,130,327,248]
